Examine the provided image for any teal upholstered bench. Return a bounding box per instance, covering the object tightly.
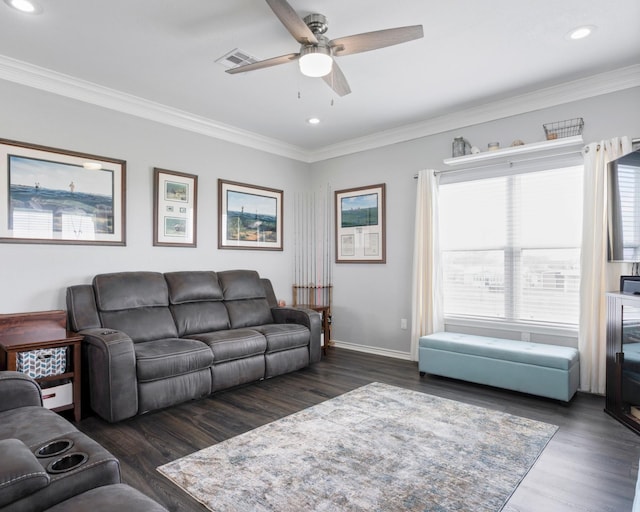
[418,332,579,401]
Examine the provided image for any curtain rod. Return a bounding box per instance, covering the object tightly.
[414,136,640,179]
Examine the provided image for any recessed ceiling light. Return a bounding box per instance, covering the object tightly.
[566,25,596,40]
[3,0,42,14]
[307,117,321,125]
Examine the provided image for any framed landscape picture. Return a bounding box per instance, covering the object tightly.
[335,183,386,263]
[218,179,283,251]
[153,168,197,247]
[0,138,126,245]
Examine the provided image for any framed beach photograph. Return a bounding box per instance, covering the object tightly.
[0,138,126,245]
[153,168,197,247]
[218,179,283,251]
[335,183,386,263]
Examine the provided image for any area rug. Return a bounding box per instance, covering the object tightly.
[157,382,557,511]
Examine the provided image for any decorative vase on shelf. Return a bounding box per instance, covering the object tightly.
[452,137,471,157]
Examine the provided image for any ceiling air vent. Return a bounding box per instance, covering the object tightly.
[216,48,259,69]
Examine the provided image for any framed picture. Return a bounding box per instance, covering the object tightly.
[0,138,126,245]
[218,179,283,251]
[335,183,386,263]
[153,168,197,247]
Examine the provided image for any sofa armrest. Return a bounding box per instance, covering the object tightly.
[0,438,50,508]
[79,328,138,423]
[0,371,42,413]
[271,307,322,364]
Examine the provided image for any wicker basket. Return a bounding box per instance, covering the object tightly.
[543,117,584,140]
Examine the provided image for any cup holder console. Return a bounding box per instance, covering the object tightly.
[35,439,74,458]
[46,452,89,474]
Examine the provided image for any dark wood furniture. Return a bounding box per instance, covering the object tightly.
[292,285,332,354]
[0,310,82,422]
[605,292,640,435]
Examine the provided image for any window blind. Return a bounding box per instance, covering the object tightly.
[439,165,583,327]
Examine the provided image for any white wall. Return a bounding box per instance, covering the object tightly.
[0,79,309,313]
[1,78,639,360]
[311,87,640,357]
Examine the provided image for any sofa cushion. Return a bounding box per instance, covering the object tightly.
[187,329,267,363]
[171,302,230,337]
[217,270,265,300]
[165,271,224,304]
[0,438,49,508]
[419,332,579,370]
[135,338,214,382]
[101,308,178,343]
[0,406,77,447]
[94,272,169,311]
[0,372,42,413]
[66,285,101,331]
[94,272,178,343]
[254,324,310,353]
[225,298,273,329]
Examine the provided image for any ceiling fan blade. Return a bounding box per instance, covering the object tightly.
[225,53,300,74]
[322,61,351,97]
[330,25,423,57]
[265,0,318,45]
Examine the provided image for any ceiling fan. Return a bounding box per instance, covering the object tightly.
[226,0,424,96]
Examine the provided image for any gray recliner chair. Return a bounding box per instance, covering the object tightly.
[0,371,167,512]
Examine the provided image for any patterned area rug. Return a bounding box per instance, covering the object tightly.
[157,382,557,511]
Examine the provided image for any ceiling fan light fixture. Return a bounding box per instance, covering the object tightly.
[298,47,333,78]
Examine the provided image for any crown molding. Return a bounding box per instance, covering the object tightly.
[0,54,637,164]
[307,64,640,162]
[0,54,309,162]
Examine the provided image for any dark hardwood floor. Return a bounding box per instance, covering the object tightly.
[77,348,640,511]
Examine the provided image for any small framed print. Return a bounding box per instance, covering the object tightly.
[218,179,283,251]
[0,138,126,245]
[153,168,197,247]
[335,183,386,263]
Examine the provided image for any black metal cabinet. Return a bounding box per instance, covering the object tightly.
[605,292,640,434]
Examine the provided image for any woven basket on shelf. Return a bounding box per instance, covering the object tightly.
[543,117,584,140]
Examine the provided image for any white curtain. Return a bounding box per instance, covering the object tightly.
[579,136,632,394]
[410,169,444,360]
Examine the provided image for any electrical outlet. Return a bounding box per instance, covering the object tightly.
[400,318,408,330]
[521,332,531,342]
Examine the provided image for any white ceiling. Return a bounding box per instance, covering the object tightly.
[0,0,639,161]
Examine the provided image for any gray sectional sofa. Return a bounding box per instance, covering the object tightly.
[66,269,321,422]
[0,371,167,512]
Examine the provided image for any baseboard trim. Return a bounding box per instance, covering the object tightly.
[328,340,413,361]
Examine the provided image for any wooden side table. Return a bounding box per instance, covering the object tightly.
[292,285,333,355]
[296,304,331,354]
[0,311,82,422]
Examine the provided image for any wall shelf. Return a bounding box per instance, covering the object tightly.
[443,136,584,167]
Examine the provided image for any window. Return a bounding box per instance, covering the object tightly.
[439,166,583,328]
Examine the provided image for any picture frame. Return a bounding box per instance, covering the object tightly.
[153,168,198,247]
[0,138,126,245]
[218,179,283,251]
[335,183,386,263]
